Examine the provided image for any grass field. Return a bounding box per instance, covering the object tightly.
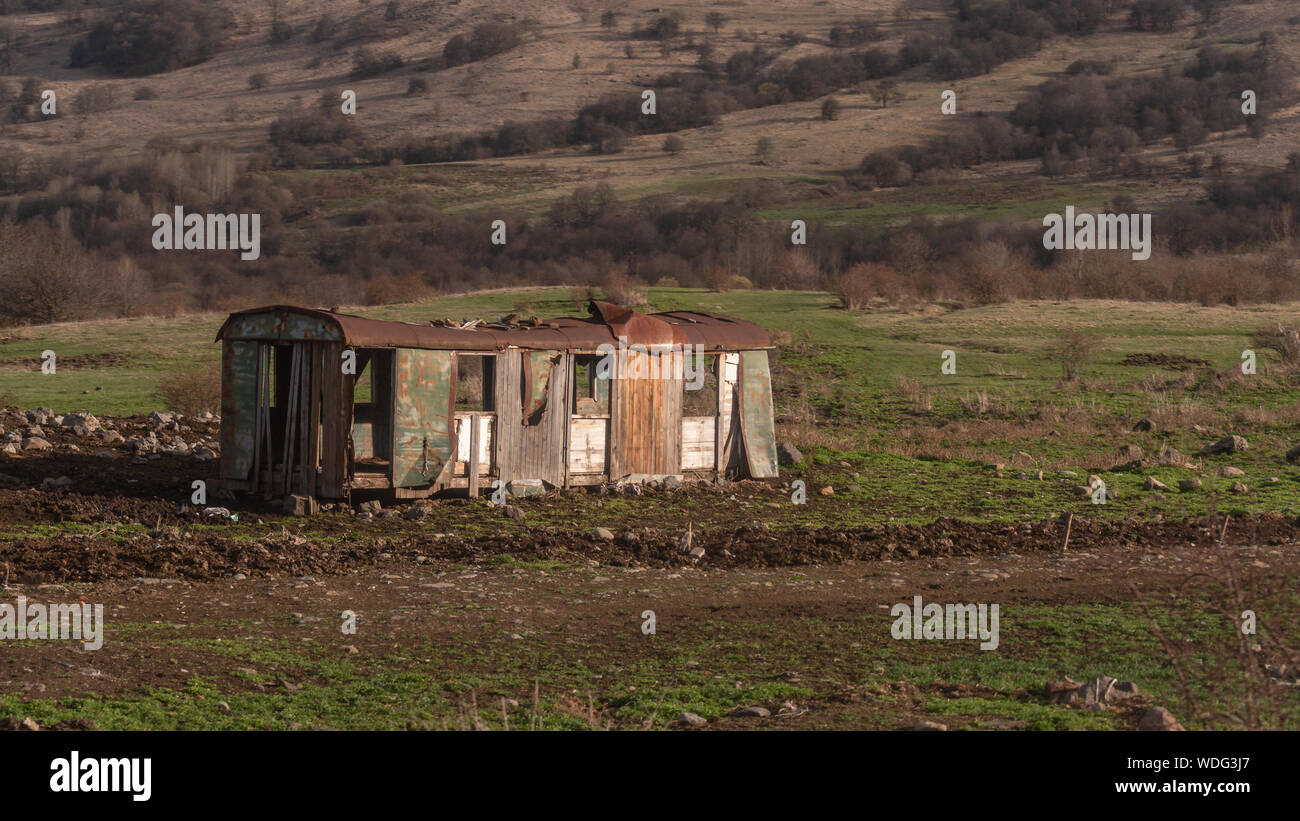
[2,287,1298,527]
[4,564,1293,731]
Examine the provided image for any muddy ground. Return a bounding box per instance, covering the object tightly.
[2,539,1296,730]
[1,410,1297,730]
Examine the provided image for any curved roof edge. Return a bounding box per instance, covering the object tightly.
[215,301,772,351]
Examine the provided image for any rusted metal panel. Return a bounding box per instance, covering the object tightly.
[738,350,778,478]
[392,348,454,488]
[220,340,258,480]
[217,302,770,352]
[221,311,342,342]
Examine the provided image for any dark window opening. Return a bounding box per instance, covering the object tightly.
[351,348,393,467]
[456,353,495,412]
[682,353,719,416]
[572,354,610,416]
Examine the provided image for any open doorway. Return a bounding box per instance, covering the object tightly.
[350,349,394,474]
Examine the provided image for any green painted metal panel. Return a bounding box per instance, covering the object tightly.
[220,340,258,480]
[225,312,341,342]
[393,348,454,487]
[739,350,778,478]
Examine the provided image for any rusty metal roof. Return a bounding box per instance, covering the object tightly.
[216,301,771,351]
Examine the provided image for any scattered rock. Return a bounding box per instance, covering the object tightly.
[910,720,947,731]
[1199,435,1247,456]
[503,505,525,520]
[41,475,72,489]
[819,486,834,496]
[1230,481,1248,494]
[359,500,382,514]
[1218,466,1245,477]
[733,706,771,718]
[688,546,706,560]
[1143,477,1169,491]
[1286,444,1300,464]
[1046,676,1138,707]
[1138,706,1185,731]
[283,495,318,517]
[676,712,706,727]
[60,413,99,432]
[1116,444,1144,462]
[1156,445,1185,466]
[1132,417,1153,432]
[21,437,51,451]
[508,479,545,498]
[1178,478,1202,491]
[777,442,804,466]
[594,527,615,541]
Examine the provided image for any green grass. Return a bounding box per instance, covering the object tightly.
[3,287,1299,525]
[5,597,1291,730]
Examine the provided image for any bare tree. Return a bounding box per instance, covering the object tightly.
[872,79,899,108]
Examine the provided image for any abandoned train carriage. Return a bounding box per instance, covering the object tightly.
[215,301,778,501]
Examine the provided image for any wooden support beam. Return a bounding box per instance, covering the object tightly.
[468,412,481,499]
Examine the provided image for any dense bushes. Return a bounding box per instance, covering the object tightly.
[1,141,1297,323]
[350,47,404,78]
[857,42,1293,188]
[68,0,235,76]
[443,22,523,68]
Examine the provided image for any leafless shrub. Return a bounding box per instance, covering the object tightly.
[835,262,899,310]
[154,360,221,416]
[600,271,646,308]
[1052,328,1099,381]
[893,375,932,413]
[1133,552,1298,729]
[1252,323,1300,370]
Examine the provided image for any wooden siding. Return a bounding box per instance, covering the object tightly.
[492,349,570,487]
[610,349,683,478]
[568,417,608,475]
[681,417,716,470]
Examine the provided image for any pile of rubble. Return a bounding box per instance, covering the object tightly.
[0,408,221,462]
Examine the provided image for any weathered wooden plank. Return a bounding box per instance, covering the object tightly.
[567,417,607,474]
[454,414,493,467]
[306,343,322,497]
[319,342,346,498]
[493,349,520,485]
[681,417,715,470]
[468,411,480,498]
[718,352,739,477]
